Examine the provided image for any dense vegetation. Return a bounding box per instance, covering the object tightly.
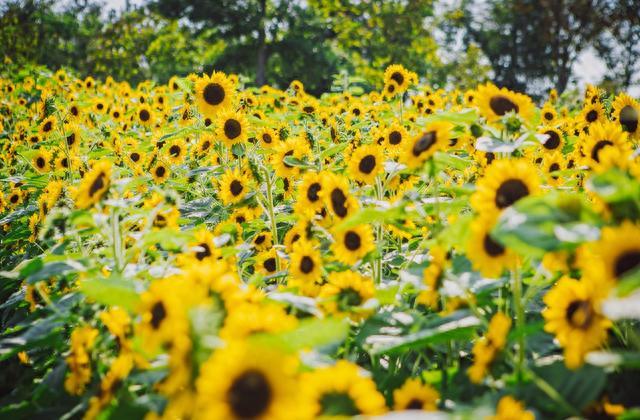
[1,61,640,419]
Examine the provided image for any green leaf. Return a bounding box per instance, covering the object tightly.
[369,314,480,355]
[80,275,140,312]
[250,317,349,352]
[492,192,602,257]
[334,205,407,231]
[423,109,479,125]
[25,260,86,284]
[528,360,606,414]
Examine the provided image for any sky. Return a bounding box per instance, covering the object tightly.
[102,0,637,95]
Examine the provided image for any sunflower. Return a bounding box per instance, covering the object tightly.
[416,245,448,309]
[468,312,512,383]
[543,151,565,186]
[588,221,640,285]
[219,302,298,340]
[300,360,386,418]
[346,144,383,184]
[255,249,282,277]
[320,173,359,220]
[475,83,534,123]
[488,396,535,420]
[124,148,146,172]
[195,341,302,420]
[385,123,409,154]
[402,122,452,168]
[165,137,188,165]
[293,171,325,217]
[331,224,374,266]
[216,109,248,147]
[182,228,220,264]
[540,103,558,124]
[252,231,273,252]
[289,239,323,284]
[195,72,234,117]
[382,80,400,100]
[38,115,57,137]
[542,275,612,369]
[470,159,540,218]
[218,168,250,205]
[319,271,375,318]
[75,160,112,209]
[393,378,439,411]
[580,121,630,170]
[467,215,517,278]
[611,93,639,139]
[151,161,170,184]
[32,149,52,173]
[577,102,606,131]
[384,64,412,94]
[284,221,313,252]
[136,277,195,352]
[538,126,563,152]
[194,135,215,159]
[63,123,81,150]
[270,137,310,178]
[257,127,279,148]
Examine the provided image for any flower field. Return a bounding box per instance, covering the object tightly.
[1,65,640,419]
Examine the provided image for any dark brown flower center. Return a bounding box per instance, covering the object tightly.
[227,369,272,419]
[130,152,140,162]
[495,179,529,209]
[406,399,424,410]
[591,140,613,163]
[155,166,166,178]
[330,188,348,218]
[36,157,45,168]
[203,83,225,106]
[483,233,505,257]
[489,95,518,116]
[389,131,402,145]
[586,110,598,123]
[412,131,437,157]
[230,180,244,196]
[264,257,276,273]
[307,182,321,202]
[344,231,361,251]
[89,173,106,197]
[169,145,181,157]
[391,71,404,86]
[566,299,593,329]
[139,109,150,122]
[195,242,212,260]
[614,250,640,279]
[620,105,638,133]
[300,256,315,274]
[262,133,272,144]
[150,301,166,329]
[43,121,53,132]
[358,155,376,174]
[544,130,560,150]
[224,119,242,139]
[254,234,266,245]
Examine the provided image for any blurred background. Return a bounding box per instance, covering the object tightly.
[1,0,638,99]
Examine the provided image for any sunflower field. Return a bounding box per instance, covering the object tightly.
[1,63,640,420]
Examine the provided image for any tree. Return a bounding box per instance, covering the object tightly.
[593,0,640,90]
[309,0,444,88]
[457,0,606,96]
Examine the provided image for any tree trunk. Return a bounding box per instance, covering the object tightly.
[256,0,267,86]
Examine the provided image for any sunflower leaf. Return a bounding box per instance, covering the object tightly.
[249,317,349,352]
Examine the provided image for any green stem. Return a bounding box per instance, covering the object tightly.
[512,265,525,382]
[374,176,384,283]
[527,367,579,416]
[264,169,280,270]
[111,207,123,274]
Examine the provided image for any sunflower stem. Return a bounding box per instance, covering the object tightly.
[512,264,525,382]
[111,206,124,274]
[264,168,280,271]
[374,176,384,283]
